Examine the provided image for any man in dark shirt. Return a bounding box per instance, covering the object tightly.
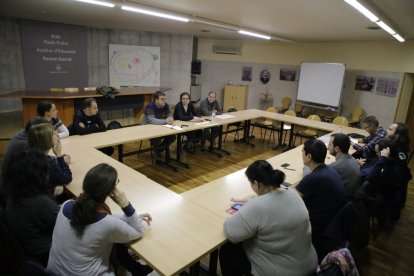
[352,116,386,164]
[71,98,113,155]
[199,91,222,149]
[71,98,106,135]
[143,91,176,158]
[296,139,346,245]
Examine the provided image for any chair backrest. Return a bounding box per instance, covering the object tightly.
[227,106,237,112]
[332,116,349,127]
[307,114,321,121]
[49,88,63,92]
[295,102,304,113]
[266,106,278,113]
[284,109,296,116]
[107,120,122,130]
[351,106,364,121]
[281,97,292,109]
[64,87,79,93]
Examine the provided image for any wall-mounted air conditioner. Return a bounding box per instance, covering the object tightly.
[212,45,243,55]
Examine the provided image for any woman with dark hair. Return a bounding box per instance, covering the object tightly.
[28,123,72,196]
[37,101,69,138]
[47,163,153,275]
[219,160,317,275]
[173,91,202,153]
[365,138,412,228]
[5,149,60,266]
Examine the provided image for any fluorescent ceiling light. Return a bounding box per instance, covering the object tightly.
[238,30,271,40]
[375,21,395,35]
[344,0,378,22]
[393,34,405,42]
[121,5,189,22]
[74,0,114,8]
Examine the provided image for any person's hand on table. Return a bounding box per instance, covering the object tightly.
[230,195,256,205]
[140,213,152,225]
[63,154,71,164]
[193,116,202,122]
[166,117,174,124]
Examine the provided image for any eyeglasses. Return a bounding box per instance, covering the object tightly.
[181,97,190,100]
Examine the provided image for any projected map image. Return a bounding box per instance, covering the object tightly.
[109,45,160,87]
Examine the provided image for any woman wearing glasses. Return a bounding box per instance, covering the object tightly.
[174,91,202,153]
[47,163,153,276]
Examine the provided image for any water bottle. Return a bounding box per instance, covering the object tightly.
[211,111,216,122]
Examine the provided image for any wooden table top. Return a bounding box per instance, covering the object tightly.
[60,109,366,275]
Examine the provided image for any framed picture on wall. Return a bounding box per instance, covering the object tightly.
[260,69,271,84]
[355,75,376,92]
[375,77,399,97]
[280,68,296,81]
[242,66,252,81]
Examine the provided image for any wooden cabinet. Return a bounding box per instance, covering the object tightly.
[223,85,248,111]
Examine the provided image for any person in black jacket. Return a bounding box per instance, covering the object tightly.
[71,98,113,155]
[71,98,106,135]
[173,92,202,153]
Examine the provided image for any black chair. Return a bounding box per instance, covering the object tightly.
[315,202,358,262]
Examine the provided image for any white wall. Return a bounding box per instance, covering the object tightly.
[200,59,403,127]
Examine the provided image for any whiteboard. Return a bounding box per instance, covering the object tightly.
[109,44,160,87]
[296,62,345,107]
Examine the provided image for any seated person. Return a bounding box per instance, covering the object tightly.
[296,139,347,259]
[47,163,153,276]
[71,97,113,155]
[220,160,317,275]
[28,123,72,196]
[360,122,410,180]
[5,149,60,266]
[199,91,222,149]
[143,91,176,158]
[352,116,386,165]
[365,138,412,228]
[173,92,202,153]
[328,133,361,199]
[0,117,48,207]
[37,100,69,138]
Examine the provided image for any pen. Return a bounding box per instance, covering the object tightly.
[283,167,296,171]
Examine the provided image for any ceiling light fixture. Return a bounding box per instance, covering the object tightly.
[121,5,189,22]
[74,0,114,8]
[344,0,405,42]
[238,30,271,40]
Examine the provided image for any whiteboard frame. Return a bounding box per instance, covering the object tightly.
[296,62,346,109]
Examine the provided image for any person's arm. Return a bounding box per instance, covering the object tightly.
[38,196,60,233]
[48,156,73,186]
[214,101,223,115]
[108,189,147,242]
[94,113,107,132]
[57,123,69,139]
[200,100,212,116]
[223,202,257,243]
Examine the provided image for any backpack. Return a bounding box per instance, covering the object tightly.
[96,86,119,99]
[107,120,122,130]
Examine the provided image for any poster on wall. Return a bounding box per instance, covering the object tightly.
[375,77,399,97]
[109,44,160,87]
[241,66,252,81]
[279,68,296,81]
[20,20,88,90]
[354,75,376,92]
